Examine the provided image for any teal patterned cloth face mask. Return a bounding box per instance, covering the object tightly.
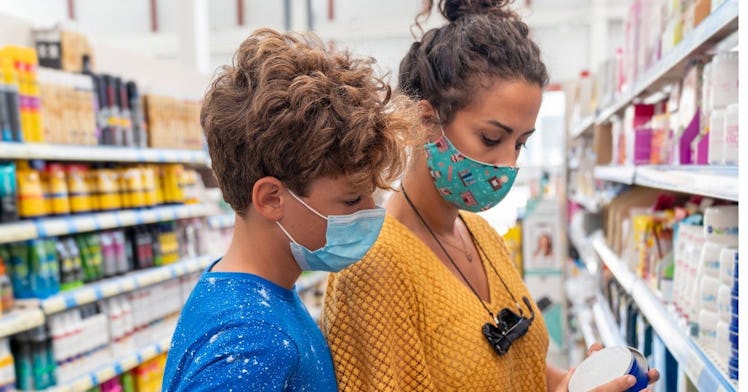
[424,132,519,212]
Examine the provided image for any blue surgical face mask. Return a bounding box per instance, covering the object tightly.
[276,190,385,272]
[425,129,519,212]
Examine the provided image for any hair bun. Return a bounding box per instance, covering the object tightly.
[440,0,514,22]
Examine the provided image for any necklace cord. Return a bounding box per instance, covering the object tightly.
[401,185,497,320]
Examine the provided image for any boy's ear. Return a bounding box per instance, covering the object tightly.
[251,177,285,221]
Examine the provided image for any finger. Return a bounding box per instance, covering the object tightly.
[587,342,604,357]
[647,368,660,384]
[590,375,636,392]
[554,367,575,392]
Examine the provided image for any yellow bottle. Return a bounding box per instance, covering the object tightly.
[95,169,122,211]
[42,163,70,215]
[66,165,91,213]
[15,161,47,218]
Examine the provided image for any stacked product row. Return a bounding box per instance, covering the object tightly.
[595,186,738,381]
[571,0,731,123]
[672,206,737,379]
[3,273,198,391]
[591,49,738,168]
[0,218,206,303]
[0,161,202,223]
[0,45,202,150]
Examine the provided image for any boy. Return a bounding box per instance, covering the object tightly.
[163,29,412,391]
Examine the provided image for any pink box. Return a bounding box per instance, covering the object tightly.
[694,131,709,164]
[634,127,653,164]
[676,110,700,164]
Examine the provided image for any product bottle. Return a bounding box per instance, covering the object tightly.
[0,50,23,142]
[0,162,18,223]
[0,338,15,391]
[16,161,47,218]
[6,242,31,299]
[57,240,75,292]
[0,253,14,314]
[126,81,147,149]
[46,239,60,295]
[65,237,84,289]
[100,232,117,278]
[114,230,130,274]
[11,332,33,390]
[28,239,49,298]
[0,75,11,142]
[29,326,52,389]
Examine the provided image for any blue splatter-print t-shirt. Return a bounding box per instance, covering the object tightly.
[163,259,337,391]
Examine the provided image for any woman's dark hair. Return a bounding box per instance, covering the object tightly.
[398,0,548,124]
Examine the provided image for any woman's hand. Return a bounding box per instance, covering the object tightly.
[554,343,661,392]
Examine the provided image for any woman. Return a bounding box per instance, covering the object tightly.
[322,1,658,391]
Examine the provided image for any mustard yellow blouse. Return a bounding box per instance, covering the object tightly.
[322,212,549,391]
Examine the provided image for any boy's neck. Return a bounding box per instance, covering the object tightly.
[212,213,302,290]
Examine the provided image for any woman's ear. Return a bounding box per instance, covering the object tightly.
[251,177,285,221]
[416,100,441,139]
[416,99,437,124]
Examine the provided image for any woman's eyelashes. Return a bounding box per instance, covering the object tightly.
[480,133,502,147]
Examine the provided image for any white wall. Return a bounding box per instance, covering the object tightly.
[0,0,629,84]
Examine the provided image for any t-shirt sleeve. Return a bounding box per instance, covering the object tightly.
[322,247,437,392]
[166,321,299,392]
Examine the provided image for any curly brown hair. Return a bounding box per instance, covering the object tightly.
[202,29,413,216]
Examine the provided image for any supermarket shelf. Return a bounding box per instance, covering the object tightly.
[594,0,738,123]
[593,165,636,185]
[296,271,328,293]
[49,335,172,392]
[635,165,738,201]
[0,308,45,338]
[0,142,209,164]
[593,238,737,392]
[207,213,235,229]
[593,165,738,201]
[34,254,215,315]
[591,293,625,348]
[0,204,210,245]
[570,115,595,139]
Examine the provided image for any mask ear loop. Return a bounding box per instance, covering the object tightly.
[275,221,299,245]
[287,189,328,221]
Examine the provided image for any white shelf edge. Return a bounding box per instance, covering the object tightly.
[49,336,173,392]
[594,0,738,123]
[570,116,595,139]
[0,204,210,245]
[592,233,636,293]
[592,165,738,201]
[634,165,738,201]
[594,237,736,392]
[0,142,209,165]
[40,254,216,315]
[577,308,597,349]
[593,165,636,185]
[0,308,46,338]
[591,293,626,348]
